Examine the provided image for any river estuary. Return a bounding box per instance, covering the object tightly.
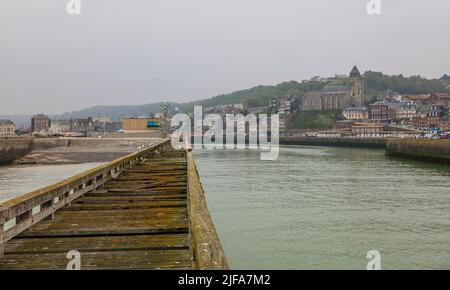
[194,146,450,270]
[0,146,449,269]
[0,163,102,203]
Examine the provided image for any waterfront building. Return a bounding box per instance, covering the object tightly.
[413,105,442,130]
[351,122,384,136]
[301,66,364,111]
[368,102,390,121]
[396,102,418,121]
[70,118,95,133]
[122,118,161,132]
[93,116,113,124]
[31,114,51,133]
[0,119,16,136]
[49,120,71,135]
[334,120,355,130]
[342,107,368,120]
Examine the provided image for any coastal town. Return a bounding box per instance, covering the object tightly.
[2,67,449,141]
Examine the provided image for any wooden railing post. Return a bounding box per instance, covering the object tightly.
[41,199,55,220]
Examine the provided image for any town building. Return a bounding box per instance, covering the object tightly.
[93,116,113,124]
[31,114,51,133]
[122,118,160,132]
[334,120,355,130]
[0,119,16,136]
[301,66,364,111]
[403,94,431,104]
[351,122,384,136]
[269,96,299,114]
[49,120,71,135]
[368,102,390,121]
[413,105,442,130]
[342,107,368,120]
[396,102,417,121]
[70,118,95,133]
[430,93,450,107]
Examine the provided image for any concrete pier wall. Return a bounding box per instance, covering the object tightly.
[187,151,229,270]
[0,138,33,165]
[280,137,388,148]
[1,137,164,165]
[387,139,450,164]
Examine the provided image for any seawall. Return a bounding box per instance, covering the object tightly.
[0,137,164,165]
[386,139,450,164]
[280,137,388,148]
[0,138,33,165]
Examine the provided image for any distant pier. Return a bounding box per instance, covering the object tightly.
[387,139,450,164]
[280,136,388,148]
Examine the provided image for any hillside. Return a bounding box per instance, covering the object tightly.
[177,81,325,112]
[180,72,450,111]
[58,103,164,120]
[288,110,342,130]
[52,71,450,121]
[441,74,450,86]
[364,71,450,97]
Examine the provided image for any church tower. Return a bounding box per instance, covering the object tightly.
[348,66,364,107]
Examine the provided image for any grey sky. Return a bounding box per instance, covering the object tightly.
[1,0,449,114]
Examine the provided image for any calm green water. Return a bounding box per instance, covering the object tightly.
[0,163,102,203]
[194,146,450,270]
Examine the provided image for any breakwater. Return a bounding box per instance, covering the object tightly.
[0,138,33,165]
[280,136,388,148]
[387,139,450,164]
[0,137,164,165]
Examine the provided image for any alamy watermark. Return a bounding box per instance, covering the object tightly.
[367,0,382,15]
[67,250,81,270]
[366,250,381,270]
[67,0,81,15]
[170,106,279,160]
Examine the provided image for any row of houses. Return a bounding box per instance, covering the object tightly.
[341,93,450,133]
[31,114,122,136]
[1,113,165,138]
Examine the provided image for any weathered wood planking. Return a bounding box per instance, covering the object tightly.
[0,146,194,269]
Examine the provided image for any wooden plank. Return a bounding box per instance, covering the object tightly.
[18,211,188,237]
[4,234,190,254]
[73,195,187,203]
[0,249,193,270]
[61,200,188,210]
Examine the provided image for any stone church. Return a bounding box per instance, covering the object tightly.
[301,66,364,111]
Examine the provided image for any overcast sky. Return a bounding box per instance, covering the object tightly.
[1,0,449,114]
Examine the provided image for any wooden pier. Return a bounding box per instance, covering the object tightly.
[0,141,228,270]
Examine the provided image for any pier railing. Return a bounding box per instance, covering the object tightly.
[0,140,170,254]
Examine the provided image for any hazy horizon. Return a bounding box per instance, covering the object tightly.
[1,0,450,115]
